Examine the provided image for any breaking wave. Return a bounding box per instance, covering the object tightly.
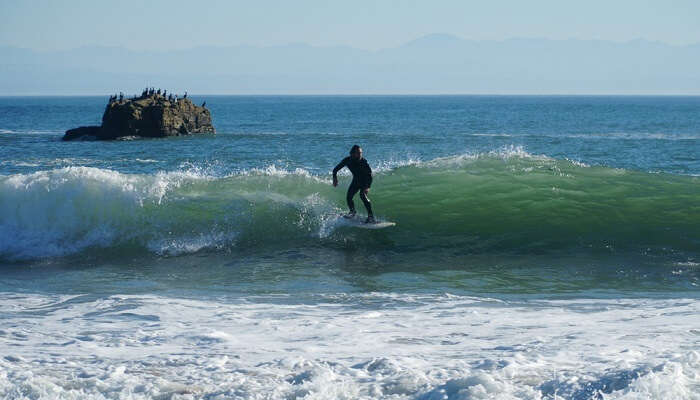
[1,148,699,260]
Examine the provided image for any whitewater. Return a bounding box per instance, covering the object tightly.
[1,293,699,399]
[1,95,699,399]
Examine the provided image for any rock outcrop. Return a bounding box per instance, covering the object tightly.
[62,126,102,141]
[63,90,215,140]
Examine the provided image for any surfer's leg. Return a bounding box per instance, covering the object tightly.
[359,189,373,217]
[346,184,359,213]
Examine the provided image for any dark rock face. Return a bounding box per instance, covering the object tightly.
[63,126,101,141]
[63,92,215,141]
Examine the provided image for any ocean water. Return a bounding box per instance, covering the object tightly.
[0,95,698,399]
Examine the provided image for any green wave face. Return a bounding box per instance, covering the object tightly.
[369,155,700,253]
[1,154,699,261]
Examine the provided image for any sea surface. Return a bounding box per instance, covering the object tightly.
[0,95,699,399]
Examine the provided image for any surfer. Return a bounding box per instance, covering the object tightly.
[333,145,375,223]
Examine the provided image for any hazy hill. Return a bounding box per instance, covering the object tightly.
[1,34,698,94]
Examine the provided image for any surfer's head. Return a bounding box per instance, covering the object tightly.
[350,145,362,159]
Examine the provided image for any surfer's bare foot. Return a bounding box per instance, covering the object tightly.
[364,216,376,224]
[343,211,356,219]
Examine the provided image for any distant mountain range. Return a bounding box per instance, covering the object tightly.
[1,34,699,95]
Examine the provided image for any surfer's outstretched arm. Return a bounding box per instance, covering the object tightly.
[332,157,349,187]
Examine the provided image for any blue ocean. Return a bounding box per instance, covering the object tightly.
[0,95,698,399]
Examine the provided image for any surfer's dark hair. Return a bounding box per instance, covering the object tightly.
[350,144,361,155]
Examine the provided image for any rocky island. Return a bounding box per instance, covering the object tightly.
[63,88,215,140]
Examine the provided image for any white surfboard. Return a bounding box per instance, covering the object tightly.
[339,215,396,229]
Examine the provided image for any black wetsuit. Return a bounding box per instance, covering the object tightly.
[333,156,373,217]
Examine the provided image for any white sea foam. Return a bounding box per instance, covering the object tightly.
[0,129,62,135]
[0,166,210,259]
[415,145,551,170]
[468,133,515,137]
[244,164,318,179]
[0,161,42,168]
[0,293,697,399]
[565,158,590,168]
[147,231,237,256]
[372,156,423,173]
[677,261,700,267]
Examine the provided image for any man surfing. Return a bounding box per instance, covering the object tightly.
[333,144,375,223]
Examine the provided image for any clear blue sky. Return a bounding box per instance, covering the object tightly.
[1,0,699,51]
